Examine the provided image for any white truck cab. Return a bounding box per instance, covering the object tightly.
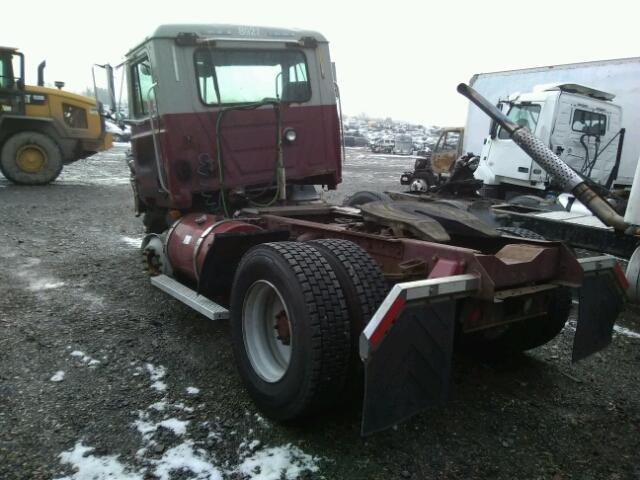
[475,83,622,196]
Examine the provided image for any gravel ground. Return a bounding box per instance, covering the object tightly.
[1,145,639,479]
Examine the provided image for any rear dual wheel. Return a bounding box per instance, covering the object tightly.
[230,240,387,420]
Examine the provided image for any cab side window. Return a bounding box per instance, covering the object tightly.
[131,57,154,118]
[442,131,460,151]
[572,109,607,136]
[62,103,88,129]
[0,54,12,89]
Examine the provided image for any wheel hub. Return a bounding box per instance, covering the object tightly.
[274,310,291,345]
[242,280,293,383]
[16,145,47,173]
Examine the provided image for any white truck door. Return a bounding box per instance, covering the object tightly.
[551,93,622,186]
[483,102,546,188]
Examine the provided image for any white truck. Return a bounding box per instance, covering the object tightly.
[464,57,640,197]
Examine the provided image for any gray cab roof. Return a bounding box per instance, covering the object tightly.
[127,24,327,56]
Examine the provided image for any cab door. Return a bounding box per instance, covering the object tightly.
[484,102,545,185]
[431,128,462,174]
[550,94,620,185]
[0,50,25,116]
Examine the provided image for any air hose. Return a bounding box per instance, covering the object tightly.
[214,99,285,217]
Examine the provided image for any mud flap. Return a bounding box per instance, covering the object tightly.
[359,274,479,435]
[573,256,628,362]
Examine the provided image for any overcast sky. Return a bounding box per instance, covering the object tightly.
[2,0,637,126]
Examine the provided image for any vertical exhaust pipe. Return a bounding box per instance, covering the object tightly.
[37,61,46,86]
[457,83,638,234]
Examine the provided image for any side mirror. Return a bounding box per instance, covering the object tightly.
[105,64,117,114]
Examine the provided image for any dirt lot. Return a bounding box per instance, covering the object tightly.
[1,145,640,480]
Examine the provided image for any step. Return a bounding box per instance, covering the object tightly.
[150,274,229,320]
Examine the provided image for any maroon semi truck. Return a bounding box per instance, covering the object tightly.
[121,24,627,434]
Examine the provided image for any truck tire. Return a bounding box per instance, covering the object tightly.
[466,225,569,354]
[307,239,388,392]
[0,131,63,185]
[230,242,350,420]
[464,287,572,354]
[343,190,390,207]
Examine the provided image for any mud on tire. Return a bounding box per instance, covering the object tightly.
[230,241,350,420]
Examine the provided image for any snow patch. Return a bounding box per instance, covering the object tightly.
[120,236,143,249]
[133,410,189,438]
[186,386,200,395]
[152,381,167,392]
[614,325,640,339]
[27,278,65,291]
[148,401,167,412]
[152,441,223,480]
[70,350,100,366]
[158,418,189,436]
[56,442,143,480]
[236,444,319,480]
[50,371,65,382]
[145,363,167,392]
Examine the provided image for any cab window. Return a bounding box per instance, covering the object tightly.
[442,131,460,150]
[195,49,311,105]
[131,57,154,117]
[63,103,88,129]
[0,52,14,89]
[572,109,607,136]
[498,104,541,139]
[435,131,460,153]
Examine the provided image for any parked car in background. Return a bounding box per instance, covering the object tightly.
[105,119,131,143]
[371,137,395,153]
[393,134,413,155]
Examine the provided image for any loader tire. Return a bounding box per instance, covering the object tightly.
[230,242,350,420]
[0,131,63,185]
[307,239,389,394]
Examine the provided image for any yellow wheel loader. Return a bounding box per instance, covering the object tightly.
[0,47,112,185]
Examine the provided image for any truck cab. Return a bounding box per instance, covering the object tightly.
[474,83,622,197]
[124,24,341,228]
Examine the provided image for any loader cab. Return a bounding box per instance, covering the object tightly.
[475,83,622,195]
[125,24,342,215]
[0,47,25,115]
[430,127,463,174]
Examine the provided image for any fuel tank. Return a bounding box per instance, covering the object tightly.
[166,213,262,283]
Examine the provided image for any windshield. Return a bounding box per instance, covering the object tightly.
[498,103,541,139]
[195,49,311,105]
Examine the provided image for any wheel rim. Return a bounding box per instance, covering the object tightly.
[16,145,47,173]
[242,280,293,383]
